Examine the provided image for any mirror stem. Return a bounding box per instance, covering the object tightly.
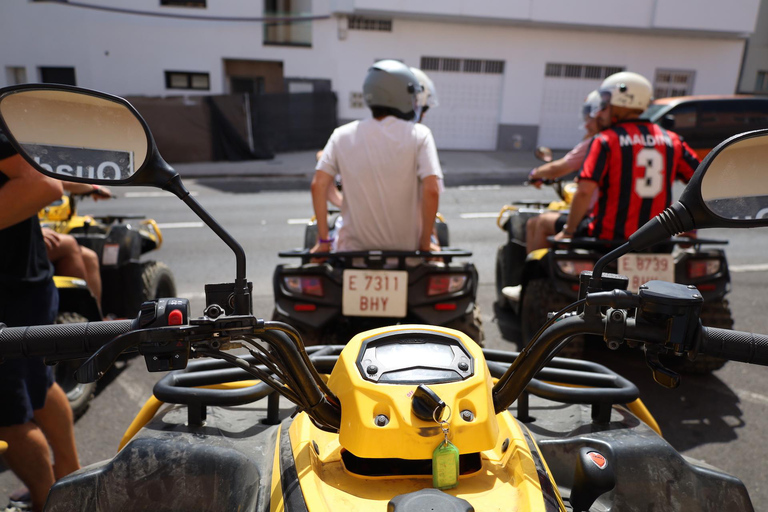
[164,175,250,315]
[590,203,695,289]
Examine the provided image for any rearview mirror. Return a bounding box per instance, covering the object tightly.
[678,129,768,229]
[534,146,553,163]
[0,85,153,185]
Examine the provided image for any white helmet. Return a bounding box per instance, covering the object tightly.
[582,90,601,120]
[599,71,653,111]
[409,67,439,109]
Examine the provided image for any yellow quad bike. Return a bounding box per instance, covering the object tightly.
[495,149,734,374]
[39,191,177,319]
[0,84,765,511]
[38,158,176,417]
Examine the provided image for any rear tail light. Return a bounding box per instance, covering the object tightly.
[687,259,720,279]
[427,275,468,296]
[284,276,324,297]
[556,260,594,276]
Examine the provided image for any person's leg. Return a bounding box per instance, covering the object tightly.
[33,382,80,479]
[527,211,563,253]
[79,246,102,305]
[0,421,55,511]
[46,232,87,281]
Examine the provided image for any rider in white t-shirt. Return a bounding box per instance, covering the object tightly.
[311,60,443,253]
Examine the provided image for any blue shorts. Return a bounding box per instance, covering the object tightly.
[0,280,58,427]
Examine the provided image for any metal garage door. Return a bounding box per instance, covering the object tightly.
[419,57,505,151]
[538,63,624,150]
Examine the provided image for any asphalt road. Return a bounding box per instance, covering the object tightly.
[3,179,768,509]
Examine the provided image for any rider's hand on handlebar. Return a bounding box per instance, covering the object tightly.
[528,168,544,189]
[91,185,113,200]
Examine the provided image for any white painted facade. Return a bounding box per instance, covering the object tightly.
[0,0,759,150]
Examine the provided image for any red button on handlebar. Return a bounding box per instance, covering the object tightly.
[167,309,184,326]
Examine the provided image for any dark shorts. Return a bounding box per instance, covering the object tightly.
[555,214,590,236]
[0,280,58,427]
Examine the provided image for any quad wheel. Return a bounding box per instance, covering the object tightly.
[443,305,485,346]
[520,278,584,358]
[664,299,733,374]
[55,312,96,419]
[140,261,177,303]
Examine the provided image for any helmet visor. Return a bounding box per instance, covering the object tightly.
[598,90,612,112]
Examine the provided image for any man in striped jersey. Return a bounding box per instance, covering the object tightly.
[555,71,700,243]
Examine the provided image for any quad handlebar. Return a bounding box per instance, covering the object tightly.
[2,281,768,425]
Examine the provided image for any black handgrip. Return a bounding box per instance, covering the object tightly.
[0,320,136,359]
[700,327,768,365]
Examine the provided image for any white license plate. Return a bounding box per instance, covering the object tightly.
[618,253,675,292]
[342,270,408,318]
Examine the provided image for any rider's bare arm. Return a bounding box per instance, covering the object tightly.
[531,157,578,182]
[310,170,335,253]
[420,175,440,251]
[62,181,112,200]
[556,179,597,240]
[0,154,63,230]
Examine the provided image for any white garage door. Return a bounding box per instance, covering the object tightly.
[538,63,624,150]
[419,57,505,151]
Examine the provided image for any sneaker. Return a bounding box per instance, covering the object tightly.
[501,285,522,302]
[5,489,31,512]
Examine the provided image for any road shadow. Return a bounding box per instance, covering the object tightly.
[576,343,744,452]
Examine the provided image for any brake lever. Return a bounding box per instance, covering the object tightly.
[643,345,681,389]
[75,326,191,383]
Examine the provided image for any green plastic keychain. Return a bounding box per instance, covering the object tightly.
[432,406,459,489]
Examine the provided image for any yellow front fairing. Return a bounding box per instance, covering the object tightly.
[266,324,565,511]
[269,407,563,511]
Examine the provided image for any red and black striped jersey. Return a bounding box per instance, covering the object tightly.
[578,120,699,240]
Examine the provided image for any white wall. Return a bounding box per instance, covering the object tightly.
[0,0,339,96]
[347,0,759,34]
[0,0,750,137]
[330,18,745,124]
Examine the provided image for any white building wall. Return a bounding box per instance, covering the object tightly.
[0,0,754,150]
[345,0,759,34]
[330,18,745,125]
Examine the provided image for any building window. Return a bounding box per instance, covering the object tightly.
[5,67,26,85]
[348,16,392,31]
[160,0,206,6]
[545,63,624,80]
[39,67,76,86]
[755,71,768,93]
[350,91,365,109]
[420,57,504,75]
[165,71,210,90]
[264,0,312,47]
[654,69,695,98]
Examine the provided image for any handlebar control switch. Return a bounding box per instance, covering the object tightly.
[136,298,191,372]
